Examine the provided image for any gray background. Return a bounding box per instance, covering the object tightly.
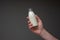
[0,0,60,40]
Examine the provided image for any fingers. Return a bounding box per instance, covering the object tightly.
[28,21,33,28]
[26,17,29,20]
[28,21,38,31]
[28,21,32,26]
[28,21,30,24]
[26,17,33,29]
[26,15,42,29]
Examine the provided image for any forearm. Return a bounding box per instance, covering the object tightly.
[40,28,58,40]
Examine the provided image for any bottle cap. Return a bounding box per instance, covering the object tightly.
[29,8,32,11]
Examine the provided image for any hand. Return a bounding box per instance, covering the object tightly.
[26,15,58,40]
[26,15,43,35]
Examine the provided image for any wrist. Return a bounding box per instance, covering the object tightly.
[39,28,45,36]
[40,28,58,40]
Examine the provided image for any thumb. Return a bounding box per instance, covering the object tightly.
[35,15,41,22]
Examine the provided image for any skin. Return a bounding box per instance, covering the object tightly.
[26,15,58,40]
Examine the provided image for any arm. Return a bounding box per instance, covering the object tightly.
[26,15,58,40]
[40,28,58,40]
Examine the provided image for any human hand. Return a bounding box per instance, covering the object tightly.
[26,15,58,40]
[26,15,43,35]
